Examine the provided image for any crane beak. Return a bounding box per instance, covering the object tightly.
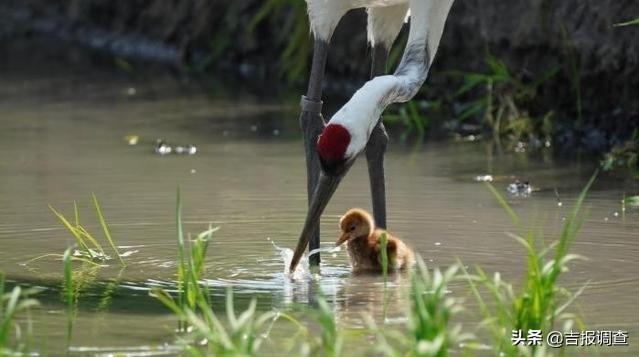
[289,160,353,274]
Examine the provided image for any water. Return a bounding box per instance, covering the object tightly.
[1,67,638,355]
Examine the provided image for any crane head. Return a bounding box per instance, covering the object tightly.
[317,123,351,175]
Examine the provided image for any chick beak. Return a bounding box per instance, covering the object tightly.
[335,232,351,247]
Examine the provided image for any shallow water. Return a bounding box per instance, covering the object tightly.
[1,68,638,355]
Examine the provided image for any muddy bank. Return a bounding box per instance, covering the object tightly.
[1,0,638,151]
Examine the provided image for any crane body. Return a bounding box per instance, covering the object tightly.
[291,0,455,272]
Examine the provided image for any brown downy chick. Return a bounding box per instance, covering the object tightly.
[336,208,414,272]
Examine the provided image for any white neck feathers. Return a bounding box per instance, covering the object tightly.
[329,0,455,158]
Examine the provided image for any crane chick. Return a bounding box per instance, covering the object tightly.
[336,208,414,272]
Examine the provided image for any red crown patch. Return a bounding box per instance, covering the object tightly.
[316,124,351,162]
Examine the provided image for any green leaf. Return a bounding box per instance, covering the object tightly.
[614,17,639,27]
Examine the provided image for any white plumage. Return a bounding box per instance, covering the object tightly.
[325,0,455,159]
[289,0,456,273]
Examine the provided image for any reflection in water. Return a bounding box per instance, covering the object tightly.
[0,70,638,354]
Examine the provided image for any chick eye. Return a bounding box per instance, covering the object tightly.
[348,225,356,232]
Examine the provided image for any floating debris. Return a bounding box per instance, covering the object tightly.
[126,87,137,96]
[154,139,197,156]
[155,139,172,155]
[124,135,139,146]
[474,174,494,182]
[174,145,197,155]
[507,180,532,197]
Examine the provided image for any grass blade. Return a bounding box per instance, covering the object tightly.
[92,194,125,266]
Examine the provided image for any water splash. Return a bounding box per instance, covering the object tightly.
[267,237,341,280]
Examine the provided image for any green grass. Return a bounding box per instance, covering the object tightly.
[309,293,343,357]
[366,259,469,357]
[49,195,125,266]
[454,53,558,146]
[154,287,277,356]
[150,191,280,355]
[0,273,40,354]
[461,173,596,356]
[173,189,217,330]
[63,249,75,347]
[407,260,467,356]
[380,232,389,282]
[614,17,639,27]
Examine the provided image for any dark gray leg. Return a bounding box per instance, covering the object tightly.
[366,45,390,229]
[300,39,329,266]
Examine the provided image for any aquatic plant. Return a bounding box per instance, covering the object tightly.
[155,287,276,356]
[367,260,469,357]
[49,194,125,266]
[150,192,275,354]
[151,190,218,331]
[175,190,219,328]
[462,174,595,356]
[0,273,40,354]
[454,53,558,147]
[407,260,468,356]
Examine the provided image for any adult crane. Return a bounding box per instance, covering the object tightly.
[290,0,456,273]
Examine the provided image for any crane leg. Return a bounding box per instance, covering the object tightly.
[366,45,390,229]
[300,39,329,266]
